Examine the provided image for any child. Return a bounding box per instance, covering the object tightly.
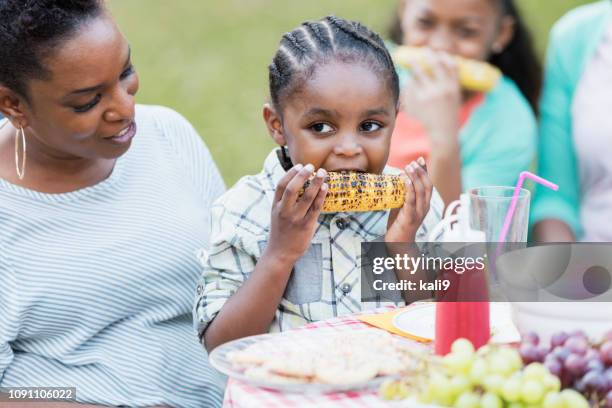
[387,0,540,205]
[194,16,444,351]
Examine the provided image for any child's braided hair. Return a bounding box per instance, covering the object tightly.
[0,0,104,100]
[269,15,400,112]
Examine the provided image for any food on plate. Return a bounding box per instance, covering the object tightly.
[226,329,420,386]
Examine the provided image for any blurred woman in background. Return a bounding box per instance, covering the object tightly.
[387,0,541,205]
[532,0,612,242]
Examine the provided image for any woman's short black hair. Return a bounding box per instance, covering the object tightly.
[388,0,542,115]
[269,15,400,113]
[0,0,104,100]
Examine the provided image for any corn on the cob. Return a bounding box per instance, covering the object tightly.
[392,46,501,92]
[305,172,405,213]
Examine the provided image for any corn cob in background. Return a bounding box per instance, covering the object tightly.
[392,46,501,92]
[316,172,406,213]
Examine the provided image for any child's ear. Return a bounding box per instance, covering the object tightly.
[492,15,515,54]
[263,103,286,146]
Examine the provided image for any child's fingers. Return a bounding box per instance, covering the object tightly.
[305,180,328,222]
[295,168,327,217]
[280,163,314,212]
[408,162,427,212]
[274,164,303,203]
[401,169,416,208]
[417,158,433,208]
[411,162,430,217]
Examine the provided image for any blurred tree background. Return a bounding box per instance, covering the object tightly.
[109,0,593,185]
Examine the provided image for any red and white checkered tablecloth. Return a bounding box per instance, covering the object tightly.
[222,307,430,408]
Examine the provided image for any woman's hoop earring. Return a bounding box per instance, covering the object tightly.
[15,126,26,180]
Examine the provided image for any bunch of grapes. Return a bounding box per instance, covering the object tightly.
[380,338,589,407]
[519,330,612,407]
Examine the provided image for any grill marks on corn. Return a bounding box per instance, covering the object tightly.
[302,172,405,212]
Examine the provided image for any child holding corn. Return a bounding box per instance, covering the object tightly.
[194,16,444,351]
[387,0,540,205]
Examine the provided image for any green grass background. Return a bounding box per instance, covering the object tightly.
[109,0,593,186]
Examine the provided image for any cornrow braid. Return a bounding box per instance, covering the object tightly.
[268,15,399,112]
[324,16,395,72]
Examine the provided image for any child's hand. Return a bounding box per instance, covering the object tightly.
[401,50,462,150]
[266,164,328,264]
[385,159,433,242]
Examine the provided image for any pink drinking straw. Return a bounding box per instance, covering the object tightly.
[498,171,559,243]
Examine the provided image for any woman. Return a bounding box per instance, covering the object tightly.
[0,1,225,407]
[387,0,540,205]
[532,0,612,242]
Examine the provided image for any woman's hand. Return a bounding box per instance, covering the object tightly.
[266,164,328,264]
[385,159,433,242]
[401,50,462,150]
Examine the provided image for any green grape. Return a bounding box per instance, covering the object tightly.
[542,391,565,408]
[468,358,488,383]
[449,375,471,397]
[418,383,434,404]
[559,389,589,408]
[396,381,410,400]
[521,379,545,405]
[480,392,503,408]
[429,372,454,406]
[499,347,524,372]
[452,338,476,357]
[542,373,561,393]
[489,352,515,377]
[443,352,472,375]
[455,391,480,408]
[523,363,549,381]
[501,375,523,402]
[507,403,525,408]
[482,374,504,394]
[379,380,399,400]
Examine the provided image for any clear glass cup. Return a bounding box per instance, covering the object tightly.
[468,186,530,243]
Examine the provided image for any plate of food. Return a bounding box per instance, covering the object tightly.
[392,302,521,344]
[209,328,426,393]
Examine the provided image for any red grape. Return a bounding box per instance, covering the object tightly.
[565,336,588,355]
[552,346,571,362]
[565,353,587,376]
[601,341,612,365]
[551,331,569,348]
[606,389,612,408]
[523,331,540,346]
[519,343,540,364]
[544,355,563,377]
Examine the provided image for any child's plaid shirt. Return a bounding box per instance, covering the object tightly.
[194,149,444,336]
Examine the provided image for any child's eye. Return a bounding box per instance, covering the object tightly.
[73,94,102,113]
[457,26,480,39]
[360,121,382,132]
[416,17,434,30]
[310,123,334,134]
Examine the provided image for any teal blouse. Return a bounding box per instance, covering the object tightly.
[531,0,612,238]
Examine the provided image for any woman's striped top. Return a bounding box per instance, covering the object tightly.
[0,105,226,407]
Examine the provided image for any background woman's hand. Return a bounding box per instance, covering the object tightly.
[401,50,462,150]
[266,164,328,264]
[386,159,433,242]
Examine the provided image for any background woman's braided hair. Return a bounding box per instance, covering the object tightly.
[0,0,104,100]
[269,15,400,113]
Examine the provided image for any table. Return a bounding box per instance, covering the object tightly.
[221,307,430,408]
